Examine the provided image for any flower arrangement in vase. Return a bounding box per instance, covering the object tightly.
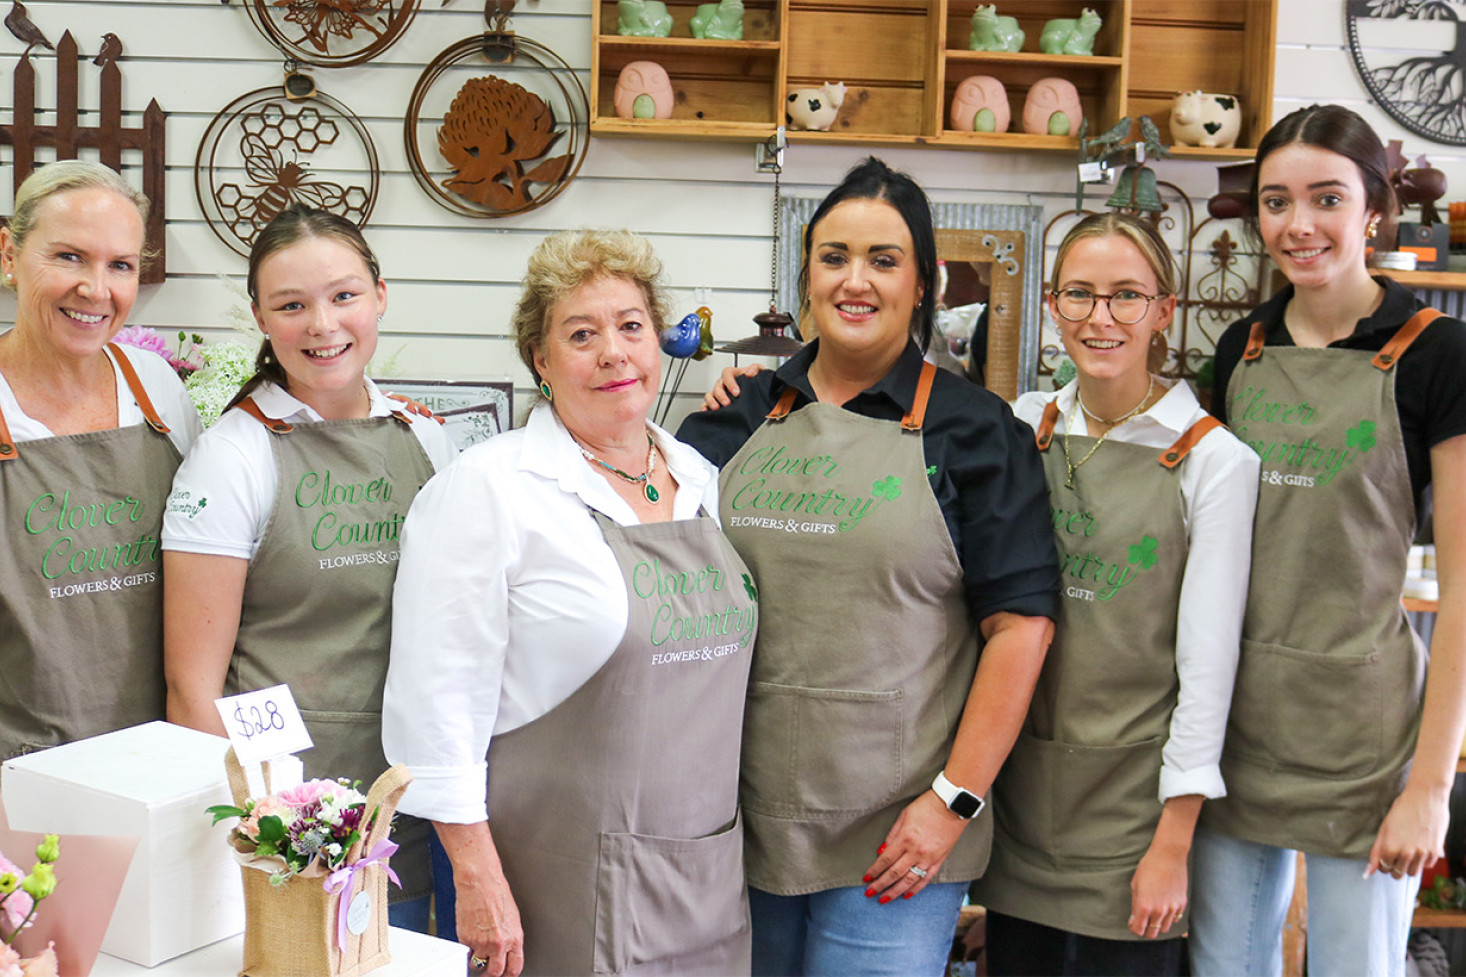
[0,836,61,977]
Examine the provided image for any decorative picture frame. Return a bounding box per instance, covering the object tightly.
[378,379,514,449]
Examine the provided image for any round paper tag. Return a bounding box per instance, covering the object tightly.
[347,891,372,935]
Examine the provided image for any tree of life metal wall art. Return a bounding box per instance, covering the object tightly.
[1347,0,1466,146]
[406,26,588,218]
[196,88,378,257]
[243,0,420,68]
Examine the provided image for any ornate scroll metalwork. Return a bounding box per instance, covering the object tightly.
[243,0,420,68]
[405,6,588,218]
[1347,0,1466,146]
[1,30,167,282]
[195,87,378,256]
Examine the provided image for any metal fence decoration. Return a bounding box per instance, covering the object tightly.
[242,0,421,68]
[406,1,588,218]
[1,30,167,283]
[195,87,379,257]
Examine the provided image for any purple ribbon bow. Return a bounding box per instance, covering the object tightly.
[322,840,401,951]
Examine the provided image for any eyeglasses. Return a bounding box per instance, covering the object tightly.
[1050,288,1162,325]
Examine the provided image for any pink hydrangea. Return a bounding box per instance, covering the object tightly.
[276,779,338,808]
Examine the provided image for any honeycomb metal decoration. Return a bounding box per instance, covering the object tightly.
[195,87,379,257]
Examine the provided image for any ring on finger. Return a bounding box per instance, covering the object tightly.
[907,865,928,879]
[470,955,488,970]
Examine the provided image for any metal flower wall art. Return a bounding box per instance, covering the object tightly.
[244,0,420,67]
[406,2,588,217]
[437,75,572,210]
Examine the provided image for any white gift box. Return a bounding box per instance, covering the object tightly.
[2,721,244,966]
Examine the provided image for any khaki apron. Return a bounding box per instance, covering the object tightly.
[1204,310,1438,858]
[0,343,182,759]
[485,508,758,976]
[972,401,1221,940]
[719,362,989,895]
[228,398,435,899]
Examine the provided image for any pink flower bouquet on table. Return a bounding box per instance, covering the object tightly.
[208,778,394,888]
[0,836,61,977]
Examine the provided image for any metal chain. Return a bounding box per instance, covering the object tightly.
[770,163,782,306]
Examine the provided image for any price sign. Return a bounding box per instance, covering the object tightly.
[214,684,314,765]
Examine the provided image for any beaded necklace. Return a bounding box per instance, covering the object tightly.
[575,433,660,504]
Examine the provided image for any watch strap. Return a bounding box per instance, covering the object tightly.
[932,770,984,819]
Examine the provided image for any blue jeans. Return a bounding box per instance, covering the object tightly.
[748,882,967,976]
[429,830,458,941]
[387,894,432,933]
[1189,828,1420,977]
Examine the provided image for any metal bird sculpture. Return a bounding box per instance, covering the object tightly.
[5,1,52,55]
[1139,115,1169,161]
[93,32,122,68]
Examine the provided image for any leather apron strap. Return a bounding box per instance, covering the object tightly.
[767,360,939,429]
[1159,415,1223,468]
[107,343,170,434]
[1372,307,1441,369]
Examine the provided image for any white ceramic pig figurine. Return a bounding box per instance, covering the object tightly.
[1171,91,1241,148]
[786,82,847,131]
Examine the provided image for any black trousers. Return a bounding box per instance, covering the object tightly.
[985,909,1185,977]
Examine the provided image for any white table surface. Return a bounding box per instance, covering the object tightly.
[91,927,466,976]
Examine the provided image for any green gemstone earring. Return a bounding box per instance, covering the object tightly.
[539,380,553,401]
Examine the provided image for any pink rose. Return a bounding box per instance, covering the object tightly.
[239,796,287,840]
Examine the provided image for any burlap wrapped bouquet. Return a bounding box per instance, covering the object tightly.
[214,749,411,977]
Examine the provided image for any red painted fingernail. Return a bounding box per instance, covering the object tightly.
[862,874,873,883]
[879,895,892,905]
[877,844,887,854]
[903,892,913,900]
[865,887,875,898]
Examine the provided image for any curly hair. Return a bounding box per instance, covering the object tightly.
[513,228,671,385]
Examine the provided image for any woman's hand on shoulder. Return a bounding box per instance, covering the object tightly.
[860,790,968,903]
[387,392,446,425]
[702,365,763,411]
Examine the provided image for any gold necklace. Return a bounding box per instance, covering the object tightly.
[1060,375,1155,489]
[575,433,661,504]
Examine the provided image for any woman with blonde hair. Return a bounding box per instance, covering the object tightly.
[384,228,758,976]
[970,212,1258,975]
[0,159,200,758]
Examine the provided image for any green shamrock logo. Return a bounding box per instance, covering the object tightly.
[1346,420,1377,452]
[742,574,758,602]
[872,475,903,500]
[926,465,938,477]
[1128,535,1159,570]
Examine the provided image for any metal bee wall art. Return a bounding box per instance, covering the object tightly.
[196,88,378,256]
[242,0,420,67]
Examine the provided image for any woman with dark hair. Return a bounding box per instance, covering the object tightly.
[161,204,455,929]
[679,157,1057,975]
[0,160,200,759]
[1188,104,1466,976]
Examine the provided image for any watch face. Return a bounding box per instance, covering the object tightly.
[952,791,982,819]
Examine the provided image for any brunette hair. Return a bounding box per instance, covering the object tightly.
[799,157,939,352]
[1248,104,1398,246]
[3,160,151,286]
[512,228,670,386]
[1051,212,1178,297]
[226,205,381,411]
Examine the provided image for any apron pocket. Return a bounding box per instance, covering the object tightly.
[298,709,389,787]
[1052,737,1164,860]
[1226,639,1383,779]
[741,681,904,819]
[593,813,748,975]
[993,729,1053,855]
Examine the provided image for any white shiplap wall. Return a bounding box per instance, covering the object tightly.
[0,0,1447,423]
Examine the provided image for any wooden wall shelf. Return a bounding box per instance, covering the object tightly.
[590,0,1278,158]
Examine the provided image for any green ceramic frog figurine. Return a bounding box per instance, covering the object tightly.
[969,4,1024,52]
[618,0,673,37]
[1040,7,1102,55]
[690,0,744,40]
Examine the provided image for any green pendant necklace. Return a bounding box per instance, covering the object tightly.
[576,433,660,504]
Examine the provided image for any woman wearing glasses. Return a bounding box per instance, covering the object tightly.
[970,213,1258,975]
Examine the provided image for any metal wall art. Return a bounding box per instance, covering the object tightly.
[406,1,588,217]
[243,0,421,68]
[1,29,167,282]
[1347,0,1466,146]
[195,87,379,256]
